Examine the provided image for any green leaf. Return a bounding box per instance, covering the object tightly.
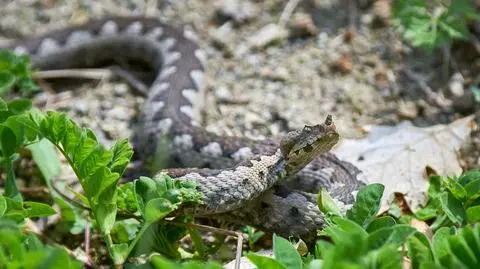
[28,139,61,188]
[24,233,44,251]
[23,202,56,218]
[432,227,454,265]
[317,188,343,216]
[439,192,466,225]
[445,177,468,201]
[111,243,129,265]
[273,234,302,269]
[145,198,175,223]
[0,98,7,111]
[7,99,32,115]
[332,217,369,237]
[367,224,416,250]
[1,125,17,157]
[109,139,133,175]
[366,216,396,233]
[407,232,434,269]
[415,204,439,221]
[135,176,158,217]
[448,231,479,268]
[247,253,287,269]
[464,179,480,201]
[346,184,384,228]
[0,72,15,95]
[466,205,480,223]
[459,170,480,186]
[365,244,402,269]
[0,196,6,216]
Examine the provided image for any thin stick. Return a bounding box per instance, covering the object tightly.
[235,233,244,269]
[401,68,452,110]
[85,222,91,265]
[278,0,302,27]
[33,69,113,80]
[170,221,246,268]
[51,181,91,211]
[33,67,149,96]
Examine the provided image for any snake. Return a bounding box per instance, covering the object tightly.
[3,17,365,242]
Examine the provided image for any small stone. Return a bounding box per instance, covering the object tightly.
[106,106,134,121]
[72,100,89,114]
[374,67,389,90]
[209,22,235,56]
[214,0,260,24]
[249,23,288,50]
[260,66,290,81]
[332,55,353,73]
[288,12,318,38]
[397,100,418,120]
[214,86,233,101]
[448,72,465,97]
[102,121,129,140]
[114,84,129,96]
[372,0,392,26]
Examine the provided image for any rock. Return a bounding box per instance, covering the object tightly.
[214,0,260,24]
[260,66,290,81]
[72,100,89,115]
[372,0,391,26]
[248,23,288,50]
[213,86,233,101]
[332,55,353,73]
[288,12,318,38]
[106,106,134,121]
[448,72,465,97]
[209,22,235,56]
[114,84,129,96]
[397,100,418,120]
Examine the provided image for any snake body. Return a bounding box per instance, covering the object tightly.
[5,17,365,241]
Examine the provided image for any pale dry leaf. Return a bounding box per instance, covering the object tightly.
[333,116,475,212]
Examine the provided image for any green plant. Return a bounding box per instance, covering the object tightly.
[393,0,480,52]
[0,218,82,268]
[414,170,480,230]
[0,50,38,95]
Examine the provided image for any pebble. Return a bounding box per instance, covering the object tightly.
[72,100,89,115]
[114,84,129,96]
[248,23,288,50]
[397,100,418,120]
[214,0,260,24]
[106,106,134,121]
[213,85,233,101]
[448,72,465,97]
[209,22,235,56]
[288,12,318,38]
[260,66,290,81]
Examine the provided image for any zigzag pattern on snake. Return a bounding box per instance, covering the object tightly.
[4,17,366,242]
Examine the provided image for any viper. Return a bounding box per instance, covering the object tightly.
[4,17,365,242]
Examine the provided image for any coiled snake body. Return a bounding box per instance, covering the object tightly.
[5,17,364,242]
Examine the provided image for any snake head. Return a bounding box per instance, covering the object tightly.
[280,115,339,174]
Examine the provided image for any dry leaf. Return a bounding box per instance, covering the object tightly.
[334,116,475,212]
[410,219,433,239]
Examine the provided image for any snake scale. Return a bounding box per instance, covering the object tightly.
[4,17,365,242]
